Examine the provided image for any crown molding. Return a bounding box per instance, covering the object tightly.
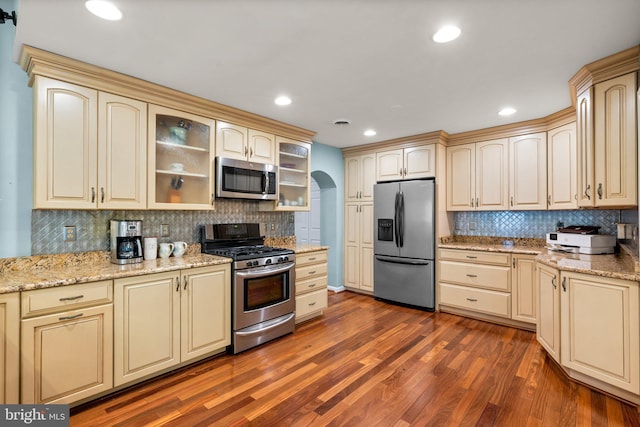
[19,45,316,143]
[568,44,640,107]
[341,130,449,156]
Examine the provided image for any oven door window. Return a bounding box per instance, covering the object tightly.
[244,272,290,311]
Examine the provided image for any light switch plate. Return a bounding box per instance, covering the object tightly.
[160,224,170,237]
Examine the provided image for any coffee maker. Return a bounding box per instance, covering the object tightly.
[110,220,143,264]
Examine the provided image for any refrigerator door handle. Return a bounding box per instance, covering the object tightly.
[398,191,405,248]
[375,255,431,265]
[394,191,400,248]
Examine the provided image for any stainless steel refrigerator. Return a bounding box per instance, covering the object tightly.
[373,178,435,310]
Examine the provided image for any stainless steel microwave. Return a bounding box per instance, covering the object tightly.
[215,157,278,200]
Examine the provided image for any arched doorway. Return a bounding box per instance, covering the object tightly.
[294,170,343,292]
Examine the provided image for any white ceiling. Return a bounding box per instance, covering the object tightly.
[13,0,640,148]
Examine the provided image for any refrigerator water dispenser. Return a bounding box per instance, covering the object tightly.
[378,219,394,241]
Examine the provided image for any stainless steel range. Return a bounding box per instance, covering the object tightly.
[201,223,295,354]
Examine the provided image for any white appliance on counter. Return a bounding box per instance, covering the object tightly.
[546,231,616,254]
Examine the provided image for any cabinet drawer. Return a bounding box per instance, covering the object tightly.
[439,283,511,318]
[22,281,113,318]
[296,275,328,295]
[296,250,328,266]
[439,249,510,266]
[440,260,511,291]
[296,289,327,318]
[296,262,328,281]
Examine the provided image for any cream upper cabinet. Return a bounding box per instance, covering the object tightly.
[344,202,374,292]
[0,293,19,404]
[509,132,547,210]
[33,76,98,209]
[33,76,147,210]
[248,129,276,164]
[577,72,637,207]
[344,153,376,201]
[376,145,435,182]
[216,122,276,164]
[511,254,536,324]
[148,105,215,210]
[277,137,311,210]
[447,139,508,211]
[215,121,248,160]
[536,263,560,363]
[98,92,148,209]
[547,122,577,210]
[560,272,640,394]
[593,73,637,207]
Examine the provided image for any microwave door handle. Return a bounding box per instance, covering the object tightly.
[262,172,268,194]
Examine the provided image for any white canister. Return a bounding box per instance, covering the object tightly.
[158,242,174,259]
[143,237,158,260]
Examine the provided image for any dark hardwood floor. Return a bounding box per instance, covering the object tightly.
[71,291,640,426]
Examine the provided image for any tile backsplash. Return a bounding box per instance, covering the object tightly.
[31,199,294,255]
[453,209,638,241]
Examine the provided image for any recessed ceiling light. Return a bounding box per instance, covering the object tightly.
[274,96,292,106]
[433,25,461,43]
[364,129,377,137]
[85,1,122,21]
[498,107,517,116]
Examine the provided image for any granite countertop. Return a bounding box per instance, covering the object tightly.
[0,239,330,295]
[0,246,230,294]
[439,236,640,282]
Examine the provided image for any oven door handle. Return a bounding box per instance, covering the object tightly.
[235,262,295,278]
[235,313,295,336]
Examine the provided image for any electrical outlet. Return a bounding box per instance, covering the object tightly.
[63,226,76,242]
[271,223,275,231]
[160,224,170,237]
[468,222,476,231]
[455,221,463,230]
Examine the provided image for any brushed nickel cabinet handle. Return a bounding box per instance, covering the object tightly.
[562,277,567,292]
[309,283,317,287]
[470,199,474,207]
[466,274,477,278]
[404,167,407,176]
[466,298,478,302]
[183,276,188,290]
[597,183,603,199]
[551,275,557,289]
[308,270,316,275]
[91,187,96,203]
[308,257,317,261]
[399,168,403,176]
[309,302,317,306]
[547,195,551,206]
[585,184,591,200]
[59,295,84,301]
[466,255,477,259]
[250,147,253,157]
[101,187,105,203]
[512,259,516,268]
[510,196,514,207]
[59,313,83,321]
[176,277,180,292]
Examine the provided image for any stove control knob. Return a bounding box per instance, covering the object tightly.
[265,259,272,265]
[283,256,289,262]
[246,261,253,268]
[277,257,284,263]
[252,261,260,267]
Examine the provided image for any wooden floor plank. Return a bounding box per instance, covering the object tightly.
[70,291,640,426]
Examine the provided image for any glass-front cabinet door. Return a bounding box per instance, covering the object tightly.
[148,105,215,209]
[277,137,311,211]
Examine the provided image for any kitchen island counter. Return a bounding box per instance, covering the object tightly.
[0,248,230,294]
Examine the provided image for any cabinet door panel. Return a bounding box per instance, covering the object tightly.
[98,93,147,209]
[114,272,180,386]
[476,139,508,210]
[446,144,475,211]
[181,266,230,362]
[21,305,113,404]
[0,294,19,404]
[34,77,98,209]
[344,156,360,201]
[594,73,637,206]
[536,264,560,362]
[561,273,639,393]
[248,129,275,164]
[576,88,595,207]
[511,255,536,323]
[216,121,248,160]
[548,123,577,209]
[509,133,547,210]
[376,149,403,182]
[360,154,376,200]
[404,145,435,179]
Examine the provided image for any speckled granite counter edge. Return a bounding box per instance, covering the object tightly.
[439,236,640,282]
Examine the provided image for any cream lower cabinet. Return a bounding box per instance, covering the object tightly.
[295,249,329,323]
[536,263,560,363]
[511,254,537,324]
[114,265,230,387]
[560,271,639,395]
[439,249,511,319]
[344,202,374,292]
[0,293,20,404]
[21,281,114,404]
